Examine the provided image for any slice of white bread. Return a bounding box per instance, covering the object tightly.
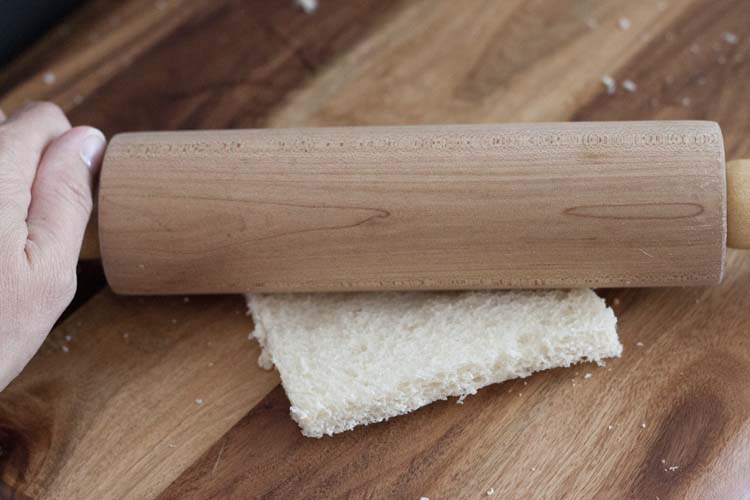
[247,289,620,438]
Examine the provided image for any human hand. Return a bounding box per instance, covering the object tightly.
[0,102,106,391]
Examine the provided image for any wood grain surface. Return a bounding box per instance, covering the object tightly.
[98,122,726,294]
[1,0,750,498]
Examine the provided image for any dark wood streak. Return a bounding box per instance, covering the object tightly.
[564,202,705,220]
[67,0,404,136]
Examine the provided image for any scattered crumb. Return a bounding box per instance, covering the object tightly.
[661,459,666,464]
[420,497,430,500]
[64,335,72,342]
[183,296,190,303]
[486,488,495,496]
[295,0,318,14]
[613,298,621,306]
[723,32,738,45]
[718,55,727,65]
[208,362,215,367]
[122,332,129,340]
[168,443,177,448]
[137,264,145,269]
[641,422,647,428]
[61,345,69,353]
[636,341,644,347]
[42,72,56,85]
[601,75,616,95]
[583,373,592,379]
[531,467,536,471]
[608,425,613,430]
[681,96,691,107]
[456,394,467,405]
[585,18,598,30]
[618,17,631,30]
[690,43,701,54]
[665,465,679,472]
[518,392,522,397]
[73,94,84,105]
[195,398,204,405]
[523,381,528,386]
[622,79,637,93]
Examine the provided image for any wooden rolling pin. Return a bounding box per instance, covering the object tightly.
[86,121,750,295]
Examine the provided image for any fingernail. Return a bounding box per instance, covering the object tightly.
[80,129,106,169]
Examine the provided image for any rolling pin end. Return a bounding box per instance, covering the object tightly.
[727,159,750,250]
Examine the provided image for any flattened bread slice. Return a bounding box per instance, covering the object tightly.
[248,289,620,438]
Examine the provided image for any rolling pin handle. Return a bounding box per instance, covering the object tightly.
[727,159,750,249]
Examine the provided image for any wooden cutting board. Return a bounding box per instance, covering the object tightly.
[2,0,750,498]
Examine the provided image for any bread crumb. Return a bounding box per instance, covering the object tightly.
[613,298,621,305]
[531,467,536,471]
[122,332,129,340]
[295,0,318,14]
[661,459,666,464]
[723,32,738,45]
[665,465,679,472]
[73,94,84,105]
[618,17,631,30]
[523,381,528,386]
[208,362,215,367]
[601,75,616,95]
[486,488,495,496]
[168,443,177,448]
[681,97,691,107]
[608,425,613,430]
[420,497,430,500]
[636,341,644,347]
[195,398,204,405]
[137,264,145,269]
[622,80,637,92]
[61,345,69,353]
[64,335,72,342]
[641,422,646,428]
[42,72,56,85]
[583,373,592,379]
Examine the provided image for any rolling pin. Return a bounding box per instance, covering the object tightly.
[86,121,750,295]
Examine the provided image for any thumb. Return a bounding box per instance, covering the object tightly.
[25,126,106,269]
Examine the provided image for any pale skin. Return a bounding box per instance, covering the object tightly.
[0,102,106,391]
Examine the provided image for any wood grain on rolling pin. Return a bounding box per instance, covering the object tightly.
[98,121,726,294]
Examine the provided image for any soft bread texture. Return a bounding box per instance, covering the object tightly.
[247,289,620,438]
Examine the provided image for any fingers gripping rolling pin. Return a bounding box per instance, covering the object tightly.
[88,121,750,295]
